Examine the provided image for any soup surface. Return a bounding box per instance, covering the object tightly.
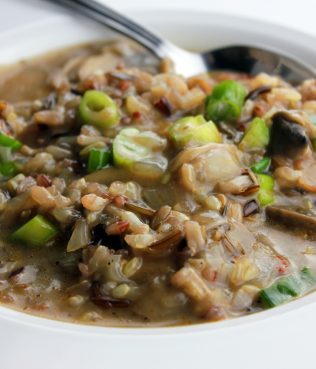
[1,39,316,327]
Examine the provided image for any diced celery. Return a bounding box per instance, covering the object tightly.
[239,117,269,151]
[251,156,271,174]
[0,162,18,179]
[9,215,58,246]
[257,173,274,206]
[260,284,290,308]
[0,132,22,151]
[260,267,316,308]
[205,80,247,123]
[78,90,120,129]
[113,128,166,168]
[87,148,112,173]
[169,115,221,148]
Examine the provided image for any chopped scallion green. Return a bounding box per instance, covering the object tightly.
[239,117,270,151]
[9,215,58,246]
[169,115,221,148]
[251,157,271,174]
[260,268,316,308]
[0,161,18,179]
[0,132,22,151]
[78,90,120,129]
[205,80,247,123]
[113,128,166,168]
[257,173,274,206]
[87,148,112,173]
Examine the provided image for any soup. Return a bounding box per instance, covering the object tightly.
[1,39,316,327]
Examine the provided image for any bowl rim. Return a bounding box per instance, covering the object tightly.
[1,6,316,336]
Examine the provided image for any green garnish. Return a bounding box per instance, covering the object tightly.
[257,173,274,206]
[251,157,271,174]
[113,128,166,168]
[260,267,316,308]
[0,132,22,151]
[239,117,270,151]
[78,90,120,129]
[0,161,18,179]
[205,80,247,123]
[169,115,221,148]
[87,148,112,173]
[9,215,58,246]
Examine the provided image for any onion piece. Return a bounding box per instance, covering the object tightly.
[67,218,90,252]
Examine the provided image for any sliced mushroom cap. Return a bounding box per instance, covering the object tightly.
[245,85,272,101]
[268,111,309,159]
[266,206,316,235]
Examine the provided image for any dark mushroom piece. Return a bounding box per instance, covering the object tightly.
[243,199,260,217]
[268,111,309,159]
[266,206,316,235]
[244,85,272,101]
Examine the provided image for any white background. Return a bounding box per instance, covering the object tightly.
[111,0,316,36]
[1,0,316,37]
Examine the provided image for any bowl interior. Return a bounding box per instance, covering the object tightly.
[1,2,316,66]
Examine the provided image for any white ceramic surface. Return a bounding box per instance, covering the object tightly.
[1,1,316,368]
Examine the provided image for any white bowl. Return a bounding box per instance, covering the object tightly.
[1,1,316,369]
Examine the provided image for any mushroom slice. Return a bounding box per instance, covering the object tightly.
[268,111,309,159]
[245,85,272,101]
[78,53,121,81]
[266,206,316,235]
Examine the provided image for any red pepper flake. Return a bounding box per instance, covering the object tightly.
[36,174,52,188]
[276,255,289,274]
[253,104,265,117]
[236,123,246,132]
[154,97,172,116]
[119,80,130,91]
[132,111,141,120]
[211,270,218,282]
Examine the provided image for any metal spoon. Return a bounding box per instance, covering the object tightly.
[48,0,315,83]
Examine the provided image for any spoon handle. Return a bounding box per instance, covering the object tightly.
[51,0,169,57]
